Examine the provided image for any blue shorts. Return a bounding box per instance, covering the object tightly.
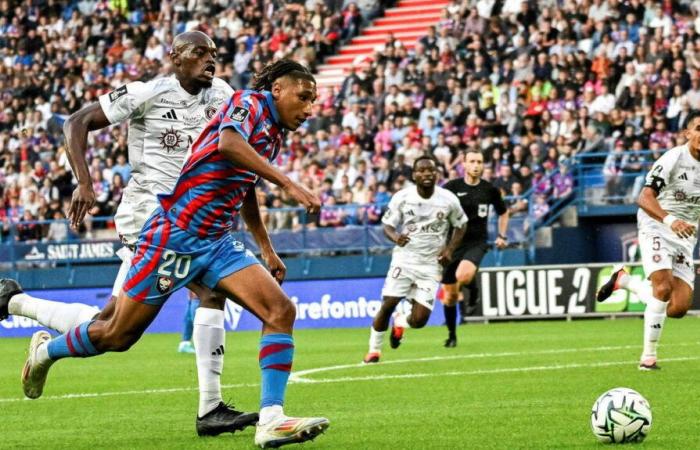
[123,209,259,306]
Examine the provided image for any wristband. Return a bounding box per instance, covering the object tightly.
[662,215,677,227]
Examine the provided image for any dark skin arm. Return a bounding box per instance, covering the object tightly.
[63,103,111,228]
[638,187,696,239]
[438,224,467,266]
[384,224,410,246]
[240,187,286,284]
[219,129,320,212]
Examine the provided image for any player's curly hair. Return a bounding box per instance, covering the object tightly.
[251,59,316,91]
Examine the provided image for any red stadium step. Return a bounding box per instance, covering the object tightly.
[350,31,424,45]
[384,5,446,17]
[396,0,448,8]
[362,23,434,35]
[325,54,368,65]
[373,14,442,27]
[398,0,445,6]
[339,41,416,55]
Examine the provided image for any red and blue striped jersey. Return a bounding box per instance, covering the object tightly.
[159,90,283,238]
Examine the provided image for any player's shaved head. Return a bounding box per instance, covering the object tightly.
[171,31,215,58]
[169,31,218,93]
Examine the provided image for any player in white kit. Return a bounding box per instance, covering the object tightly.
[0,32,259,434]
[364,156,467,363]
[596,111,700,370]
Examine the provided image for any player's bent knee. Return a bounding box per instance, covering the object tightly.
[667,307,687,319]
[266,297,297,330]
[199,291,226,309]
[652,282,672,301]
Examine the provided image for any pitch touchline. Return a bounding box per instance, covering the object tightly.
[1,344,697,403]
[289,342,700,382]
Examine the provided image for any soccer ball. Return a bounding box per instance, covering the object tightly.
[591,387,652,443]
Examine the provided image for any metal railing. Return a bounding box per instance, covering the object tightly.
[1,200,529,268]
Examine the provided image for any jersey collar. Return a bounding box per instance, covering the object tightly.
[262,90,282,127]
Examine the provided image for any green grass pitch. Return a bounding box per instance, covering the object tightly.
[2,318,700,449]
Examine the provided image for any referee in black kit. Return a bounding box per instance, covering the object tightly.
[441,149,510,347]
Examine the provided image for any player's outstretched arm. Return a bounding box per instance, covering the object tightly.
[638,187,696,239]
[439,224,467,266]
[240,188,286,284]
[219,129,320,213]
[383,224,410,247]
[63,103,111,228]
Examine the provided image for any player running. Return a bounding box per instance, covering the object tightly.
[364,155,467,363]
[0,32,259,435]
[596,111,700,371]
[441,149,509,347]
[17,59,329,448]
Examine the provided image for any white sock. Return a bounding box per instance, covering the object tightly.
[393,312,409,329]
[36,341,53,366]
[617,275,653,303]
[193,307,225,417]
[369,327,385,353]
[259,405,284,425]
[642,297,667,360]
[8,293,100,334]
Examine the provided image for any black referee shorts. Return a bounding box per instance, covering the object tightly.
[441,242,490,284]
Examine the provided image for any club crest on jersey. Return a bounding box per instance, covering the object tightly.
[478,204,488,217]
[674,189,687,201]
[156,276,173,294]
[159,127,184,152]
[437,211,445,220]
[109,86,127,102]
[205,106,217,120]
[229,106,249,122]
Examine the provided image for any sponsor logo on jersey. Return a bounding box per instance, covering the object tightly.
[229,106,249,122]
[161,109,178,120]
[457,192,467,197]
[679,172,688,181]
[157,98,188,106]
[205,106,217,120]
[109,85,127,102]
[156,276,173,294]
[159,127,184,152]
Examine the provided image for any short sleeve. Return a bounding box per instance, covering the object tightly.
[98,81,153,124]
[381,190,404,228]
[644,149,677,194]
[219,93,263,142]
[447,192,468,228]
[491,185,508,215]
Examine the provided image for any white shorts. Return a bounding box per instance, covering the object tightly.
[381,263,440,310]
[111,246,134,298]
[639,225,696,289]
[114,190,160,246]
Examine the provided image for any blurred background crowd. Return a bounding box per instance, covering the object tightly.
[2,0,700,243]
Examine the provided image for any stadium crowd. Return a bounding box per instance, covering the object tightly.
[1,0,700,243]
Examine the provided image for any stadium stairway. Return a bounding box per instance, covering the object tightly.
[314,0,449,90]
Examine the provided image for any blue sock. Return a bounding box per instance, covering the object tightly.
[47,320,103,360]
[259,333,294,408]
[182,299,200,341]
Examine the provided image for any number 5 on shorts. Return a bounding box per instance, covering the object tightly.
[158,250,191,279]
[652,236,660,251]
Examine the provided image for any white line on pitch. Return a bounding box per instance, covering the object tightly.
[1,344,698,404]
[289,342,700,382]
[293,356,700,385]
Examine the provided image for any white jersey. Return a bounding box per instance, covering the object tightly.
[637,144,700,230]
[98,75,233,200]
[382,185,467,269]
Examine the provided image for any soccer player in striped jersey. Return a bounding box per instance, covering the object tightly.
[19,59,329,448]
[0,32,258,436]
